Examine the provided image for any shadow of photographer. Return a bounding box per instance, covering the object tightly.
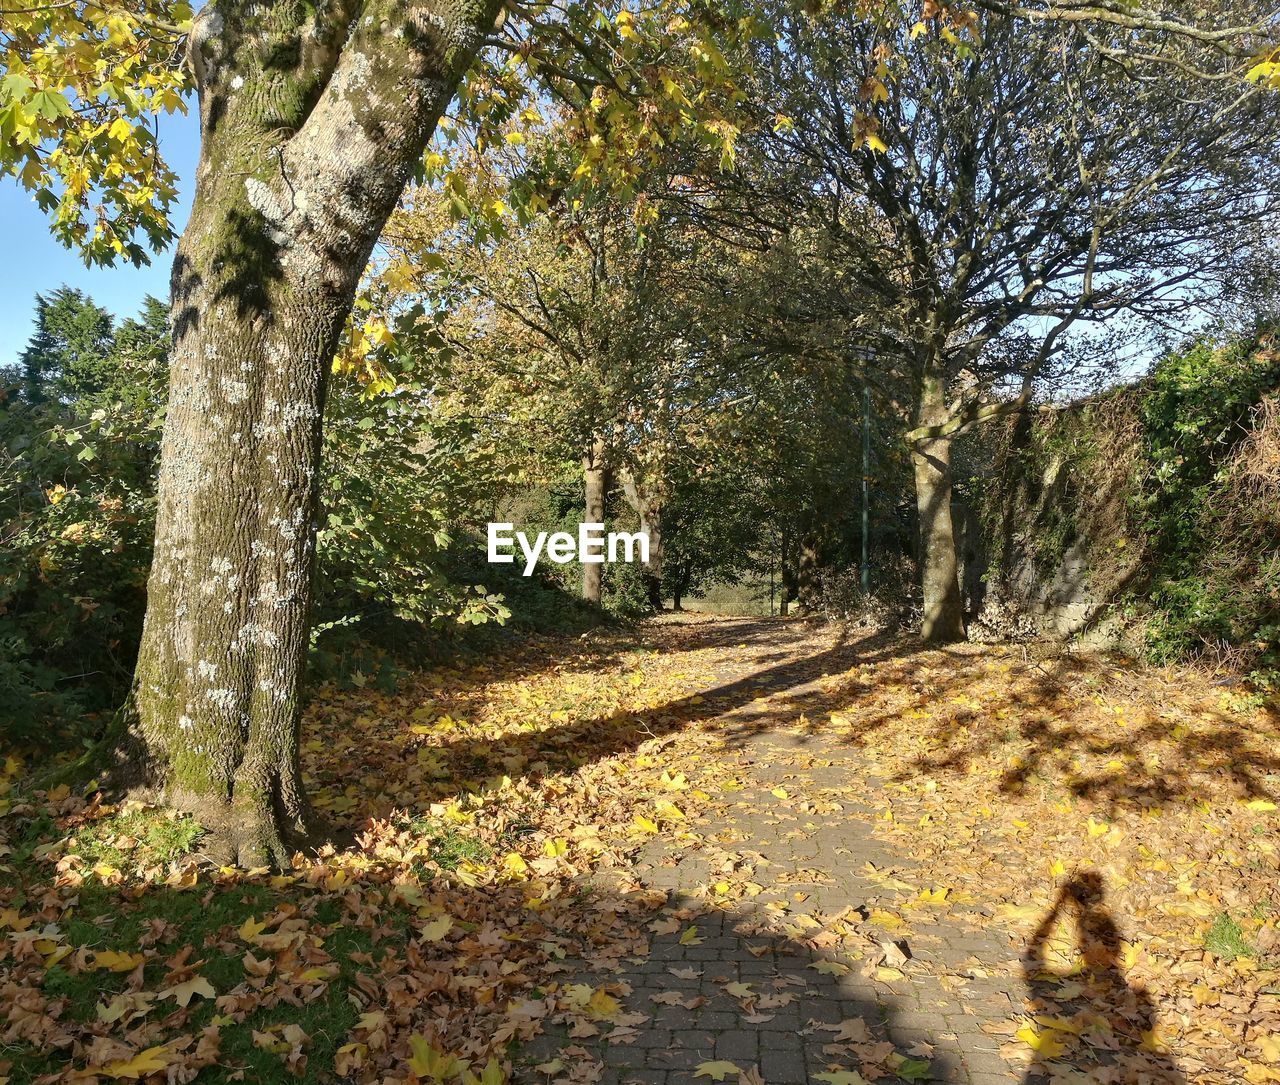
[1020,873,1183,1084]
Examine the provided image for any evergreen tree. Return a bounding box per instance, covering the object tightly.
[18,287,115,402]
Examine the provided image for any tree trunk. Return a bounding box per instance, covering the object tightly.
[911,371,966,644]
[620,467,665,610]
[797,534,821,611]
[582,437,610,605]
[641,508,664,609]
[779,529,795,616]
[122,0,500,866]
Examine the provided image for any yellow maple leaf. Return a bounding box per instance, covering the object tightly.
[96,1046,173,1080]
[586,988,621,1020]
[161,975,215,1007]
[91,949,144,972]
[633,814,660,834]
[408,1035,461,1080]
[1016,1023,1068,1058]
[693,1061,741,1081]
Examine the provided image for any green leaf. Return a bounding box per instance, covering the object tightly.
[0,73,34,101]
[30,88,72,120]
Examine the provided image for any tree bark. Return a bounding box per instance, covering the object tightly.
[911,370,966,644]
[582,436,610,605]
[620,468,664,610]
[123,0,500,866]
[797,534,821,611]
[779,530,795,617]
[641,509,664,609]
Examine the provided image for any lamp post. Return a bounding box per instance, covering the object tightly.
[851,346,876,596]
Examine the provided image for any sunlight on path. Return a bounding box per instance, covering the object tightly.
[3,616,1277,1084]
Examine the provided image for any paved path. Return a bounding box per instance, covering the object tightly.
[515,619,1026,1085]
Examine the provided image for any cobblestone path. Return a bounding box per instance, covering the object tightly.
[517,618,1028,1085]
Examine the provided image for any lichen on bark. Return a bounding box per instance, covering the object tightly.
[119,0,504,867]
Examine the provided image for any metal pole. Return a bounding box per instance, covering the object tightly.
[769,540,775,616]
[861,383,871,594]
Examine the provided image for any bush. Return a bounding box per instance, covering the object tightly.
[971,326,1280,680]
[0,356,163,749]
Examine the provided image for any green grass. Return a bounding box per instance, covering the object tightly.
[69,808,205,869]
[1204,912,1254,960]
[8,873,385,1083]
[406,823,493,871]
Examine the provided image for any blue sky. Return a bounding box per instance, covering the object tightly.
[0,108,201,365]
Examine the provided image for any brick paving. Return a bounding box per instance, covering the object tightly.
[513,620,1026,1085]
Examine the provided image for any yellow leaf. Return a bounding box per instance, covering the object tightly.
[91,949,143,972]
[633,814,660,834]
[95,1046,173,1080]
[543,838,568,858]
[1246,799,1277,812]
[693,1062,742,1081]
[238,916,266,942]
[502,852,528,875]
[586,988,621,1020]
[654,799,686,821]
[679,925,702,945]
[867,909,905,930]
[771,787,789,799]
[1016,1024,1068,1058]
[161,975,215,1007]
[408,1035,461,1080]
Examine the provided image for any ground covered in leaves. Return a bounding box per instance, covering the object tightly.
[2,615,1279,1084]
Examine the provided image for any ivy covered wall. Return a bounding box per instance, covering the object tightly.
[966,329,1280,690]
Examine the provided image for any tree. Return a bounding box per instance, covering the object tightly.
[19,288,116,402]
[10,0,1273,863]
[20,0,742,865]
[747,3,1280,641]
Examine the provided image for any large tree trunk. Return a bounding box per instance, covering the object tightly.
[122,0,499,866]
[582,437,610,605]
[911,370,966,644]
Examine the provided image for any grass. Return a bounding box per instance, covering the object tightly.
[68,807,205,869]
[4,871,378,1082]
[1203,912,1254,960]
[412,823,493,871]
[0,806,385,1083]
